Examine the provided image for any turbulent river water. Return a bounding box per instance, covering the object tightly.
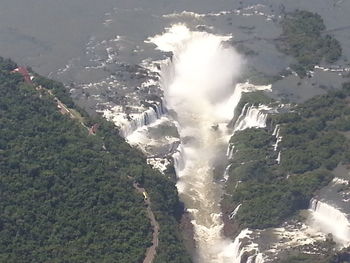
[148,25,274,262]
[151,25,243,262]
[2,0,350,262]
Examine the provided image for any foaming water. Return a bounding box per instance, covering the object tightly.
[150,24,243,262]
[233,104,270,131]
[309,198,350,246]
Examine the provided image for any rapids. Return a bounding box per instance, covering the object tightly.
[151,24,243,263]
[309,198,350,246]
[150,24,271,263]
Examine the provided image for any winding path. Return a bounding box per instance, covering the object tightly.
[133,182,160,263]
[33,79,160,261]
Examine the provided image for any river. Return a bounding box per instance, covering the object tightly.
[1,0,350,262]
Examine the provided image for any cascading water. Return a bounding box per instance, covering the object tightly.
[309,198,350,246]
[122,101,166,137]
[272,125,282,152]
[226,102,271,161]
[149,24,272,262]
[233,104,270,132]
[230,229,265,263]
[223,102,272,263]
[150,24,244,262]
[229,204,241,219]
[102,101,166,138]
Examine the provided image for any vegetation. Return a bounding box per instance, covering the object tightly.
[280,235,337,262]
[234,43,258,57]
[281,254,331,263]
[281,244,350,263]
[0,58,191,262]
[240,66,284,86]
[277,10,342,77]
[224,83,350,229]
[34,75,75,108]
[230,91,275,126]
[238,91,275,109]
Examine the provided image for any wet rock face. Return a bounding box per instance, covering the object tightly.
[180,211,197,258]
[333,248,350,263]
[2,0,350,262]
[222,210,241,239]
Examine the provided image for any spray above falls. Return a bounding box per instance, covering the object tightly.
[149,24,246,262]
[150,24,244,121]
[309,198,350,246]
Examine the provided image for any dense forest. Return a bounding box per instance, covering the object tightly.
[277,10,342,77]
[281,245,350,263]
[0,57,191,262]
[222,9,348,231]
[223,84,350,229]
[221,84,350,261]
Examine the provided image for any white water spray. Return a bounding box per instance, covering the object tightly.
[309,198,350,246]
[150,24,244,263]
[150,24,272,262]
[102,101,165,138]
[233,104,270,132]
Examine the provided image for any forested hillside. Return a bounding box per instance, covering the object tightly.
[221,85,350,262]
[277,10,342,77]
[223,84,350,229]
[0,58,191,263]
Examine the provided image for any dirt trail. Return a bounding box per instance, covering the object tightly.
[133,182,160,263]
[32,80,158,260]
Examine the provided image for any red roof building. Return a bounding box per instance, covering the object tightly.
[12,67,33,84]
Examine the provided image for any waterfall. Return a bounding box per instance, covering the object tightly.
[272,125,282,152]
[122,101,166,137]
[223,163,232,182]
[276,151,281,165]
[233,103,249,128]
[227,144,235,160]
[255,254,265,263]
[173,143,185,174]
[223,102,272,263]
[149,24,271,262]
[150,24,245,263]
[309,198,350,246]
[233,104,270,132]
[102,101,166,138]
[229,204,241,219]
[247,253,264,263]
[225,103,271,161]
[228,108,268,262]
[232,229,250,261]
[231,229,264,263]
[272,124,279,136]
